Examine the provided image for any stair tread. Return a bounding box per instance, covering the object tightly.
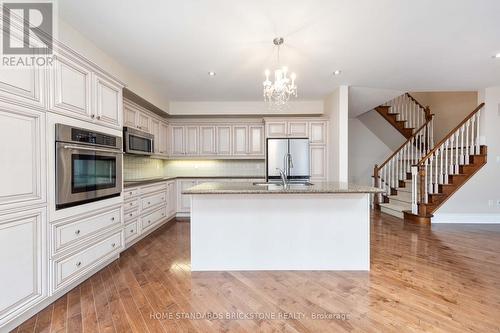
[380,202,411,211]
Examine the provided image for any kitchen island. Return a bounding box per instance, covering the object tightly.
[184,182,383,271]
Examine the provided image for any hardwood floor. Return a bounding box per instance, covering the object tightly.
[11,211,500,333]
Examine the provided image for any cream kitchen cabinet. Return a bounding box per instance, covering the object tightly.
[309,121,327,144]
[248,125,265,156]
[166,181,177,217]
[171,126,185,156]
[216,126,232,155]
[151,118,160,153]
[265,121,287,137]
[137,112,150,132]
[200,126,216,155]
[123,102,139,128]
[310,145,328,180]
[232,125,248,155]
[0,104,46,211]
[177,180,197,213]
[185,126,199,155]
[287,121,309,137]
[94,74,123,128]
[0,207,47,328]
[0,64,45,109]
[158,122,169,155]
[49,51,124,129]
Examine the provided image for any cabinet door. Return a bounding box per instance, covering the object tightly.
[216,126,232,156]
[158,122,169,155]
[178,180,196,213]
[0,106,46,210]
[137,112,150,132]
[185,126,199,155]
[310,145,327,180]
[248,125,264,156]
[171,126,185,155]
[199,126,216,155]
[310,121,327,144]
[266,121,287,137]
[49,54,91,118]
[0,65,44,108]
[288,121,308,137]
[0,208,46,326]
[150,118,160,154]
[123,105,138,128]
[233,126,248,155]
[94,74,122,128]
[167,181,176,217]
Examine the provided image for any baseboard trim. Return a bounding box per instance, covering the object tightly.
[432,213,500,224]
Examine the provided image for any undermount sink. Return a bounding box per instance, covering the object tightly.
[252,181,314,187]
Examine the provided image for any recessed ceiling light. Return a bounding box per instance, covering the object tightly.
[333,70,342,76]
[208,71,216,76]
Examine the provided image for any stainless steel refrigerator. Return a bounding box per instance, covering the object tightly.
[266,138,310,181]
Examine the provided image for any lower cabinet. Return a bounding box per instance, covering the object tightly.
[310,145,328,181]
[177,180,197,213]
[0,207,47,328]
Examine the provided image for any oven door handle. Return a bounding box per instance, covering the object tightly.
[62,145,123,154]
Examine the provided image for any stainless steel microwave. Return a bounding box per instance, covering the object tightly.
[123,127,154,155]
[55,124,123,209]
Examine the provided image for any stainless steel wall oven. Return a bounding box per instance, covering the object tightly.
[55,124,123,209]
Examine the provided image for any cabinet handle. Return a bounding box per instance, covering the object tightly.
[75,229,81,235]
[148,220,151,224]
[91,114,95,119]
[111,217,115,221]
[97,115,101,120]
[147,201,151,205]
[76,261,82,267]
[130,229,134,233]
[129,213,133,217]
[129,191,133,195]
[111,243,116,248]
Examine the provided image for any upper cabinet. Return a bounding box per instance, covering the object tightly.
[94,74,123,128]
[48,49,124,130]
[169,122,265,159]
[309,121,327,144]
[49,53,91,118]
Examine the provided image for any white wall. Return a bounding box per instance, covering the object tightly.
[348,119,393,186]
[168,100,323,115]
[57,19,170,112]
[434,87,500,223]
[323,86,349,182]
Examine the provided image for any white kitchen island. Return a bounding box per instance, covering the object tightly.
[184,182,383,271]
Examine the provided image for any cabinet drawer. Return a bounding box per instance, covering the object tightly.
[140,182,167,195]
[141,205,166,232]
[124,208,139,223]
[141,191,166,211]
[125,220,139,242]
[54,231,122,289]
[124,198,139,211]
[124,188,139,200]
[54,207,121,253]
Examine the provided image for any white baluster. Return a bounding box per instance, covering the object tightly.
[439,146,444,184]
[465,119,470,164]
[428,155,434,194]
[460,126,465,165]
[434,151,439,193]
[454,131,459,174]
[475,110,481,155]
[449,135,455,175]
[470,115,476,155]
[424,159,429,203]
[444,139,449,184]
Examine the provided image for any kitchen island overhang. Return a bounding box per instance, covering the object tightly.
[184,182,383,272]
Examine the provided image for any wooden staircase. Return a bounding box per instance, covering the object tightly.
[373,94,487,224]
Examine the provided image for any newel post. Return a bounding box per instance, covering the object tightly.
[418,165,427,216]
[425,106,432,121]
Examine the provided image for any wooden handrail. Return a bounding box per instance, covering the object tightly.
[376,115,434,171]
[405,93,427,110]
[418,103,484,165]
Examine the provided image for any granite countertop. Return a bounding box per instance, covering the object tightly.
[182,181,384,194]
[124,176,265,188]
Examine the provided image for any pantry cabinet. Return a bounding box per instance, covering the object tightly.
[0,208,46,328]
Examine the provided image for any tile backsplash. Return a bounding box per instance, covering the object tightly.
[123,155,265,181]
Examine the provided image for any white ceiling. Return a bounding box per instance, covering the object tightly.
[59,0,500,101]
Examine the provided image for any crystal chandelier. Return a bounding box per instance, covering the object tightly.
[263,37,297,106]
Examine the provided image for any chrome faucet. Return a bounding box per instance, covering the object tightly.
[276,168,288,187]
